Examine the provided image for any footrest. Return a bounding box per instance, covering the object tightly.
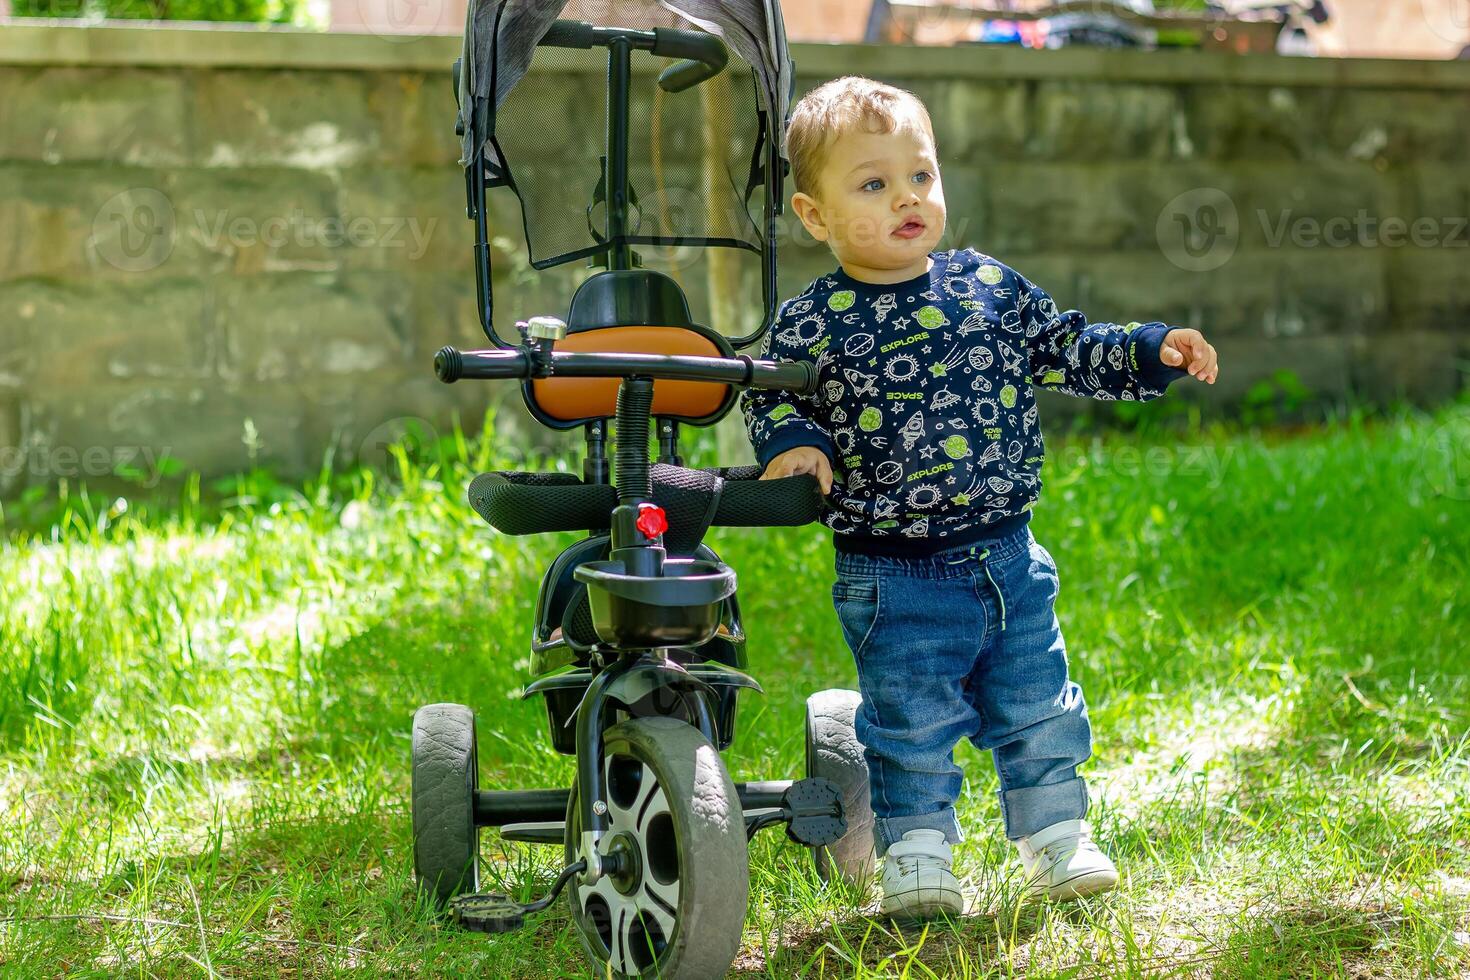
[499,820,564,845]
[450,893,526,933]
[782,776,846,848]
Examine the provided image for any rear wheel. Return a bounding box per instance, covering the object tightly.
[411,703,479,908]
[806,689,876,884]
[565,716,748,979]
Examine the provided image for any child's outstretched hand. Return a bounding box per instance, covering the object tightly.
[760,446,834,495]
[1161,328,1219,384]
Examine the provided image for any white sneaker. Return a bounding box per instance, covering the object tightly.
[879,829,964,920]
[1015,819,1119,901]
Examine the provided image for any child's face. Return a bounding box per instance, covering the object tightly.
[792,123,947,282]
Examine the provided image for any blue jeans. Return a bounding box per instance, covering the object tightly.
[832,523,1091,856]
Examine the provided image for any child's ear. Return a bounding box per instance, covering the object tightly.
[790,191,829,243]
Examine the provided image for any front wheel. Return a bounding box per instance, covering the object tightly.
[411,703,480,908]
[565,716,748,979]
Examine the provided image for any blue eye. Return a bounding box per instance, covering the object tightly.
[861,178,884,193]
[913,171,933,185]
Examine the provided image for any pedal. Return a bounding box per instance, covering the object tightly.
[498,820,564,845]
[782,776,846,847]
[449,892,526,933]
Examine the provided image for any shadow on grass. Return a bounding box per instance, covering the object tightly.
[735,904,1045,978]
[45,797,586,977]
[288,597,553,766]
[1207,905,1397,979]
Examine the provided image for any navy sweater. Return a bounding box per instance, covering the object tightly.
[742,248,1189,558]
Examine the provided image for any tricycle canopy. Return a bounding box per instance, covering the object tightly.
[456,0,795,334]
[459,0,792,166]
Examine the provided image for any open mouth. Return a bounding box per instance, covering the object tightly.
[892,217,926,240]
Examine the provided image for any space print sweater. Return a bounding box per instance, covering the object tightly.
[742,248,1189,558]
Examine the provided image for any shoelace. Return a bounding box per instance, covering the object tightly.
[893,851,947,877]
[888,838,951,878]
[1034,832,1102,870]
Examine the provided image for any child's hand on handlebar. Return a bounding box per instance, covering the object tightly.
[760,447,833,495]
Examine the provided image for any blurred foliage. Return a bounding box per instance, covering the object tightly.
[1240,368,1314,426]
[11,0,300,22]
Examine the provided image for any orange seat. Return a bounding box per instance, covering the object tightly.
[529,325,733,424]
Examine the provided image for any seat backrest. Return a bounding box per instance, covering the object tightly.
[524,325,736,428]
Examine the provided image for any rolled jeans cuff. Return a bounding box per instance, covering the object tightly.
[874,806,964,858]
[999,776,1089,840]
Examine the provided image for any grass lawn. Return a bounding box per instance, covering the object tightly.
[1,405,1467,978]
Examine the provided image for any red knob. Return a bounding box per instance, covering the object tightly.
[635,504,668,540]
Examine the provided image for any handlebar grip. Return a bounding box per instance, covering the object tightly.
[436,347,530,383]
[434,346,462,382]
[714,473,823,527]
[540,19,595,49]
[434,345,819,396]
[652,27,728,92]
[746,358,819,397]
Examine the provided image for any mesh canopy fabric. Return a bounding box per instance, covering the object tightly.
[459,0,790,165]
[491,22,766,268]
[456,0,789,269]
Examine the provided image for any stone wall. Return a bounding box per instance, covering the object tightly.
[1,23,1468,493]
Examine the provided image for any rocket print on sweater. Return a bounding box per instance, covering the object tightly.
[742,248,1187,552]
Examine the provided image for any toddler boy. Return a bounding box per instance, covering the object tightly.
[743,76,1218,920]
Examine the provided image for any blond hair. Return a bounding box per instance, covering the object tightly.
[784,76,935,197]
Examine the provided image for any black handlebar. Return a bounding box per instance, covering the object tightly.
[537,19,728,94]
[539,19,596,48]
[651,27,728,92]
[434,346,820,397]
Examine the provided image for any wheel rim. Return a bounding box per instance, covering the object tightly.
[573,750,682,977]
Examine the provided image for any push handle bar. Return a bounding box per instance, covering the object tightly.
[539,19,596,48]
[537,19,728,93]
[434,346,819,397]
[651,27,728,92]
